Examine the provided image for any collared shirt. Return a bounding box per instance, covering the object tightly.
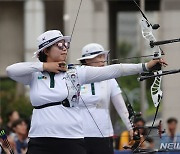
[79,79,132,137]
[79,79,120,137]
[6,62,144,138]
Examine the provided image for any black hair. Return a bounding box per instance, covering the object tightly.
[71,74,76,77]
[133,117,145,125]
[167,117,178,124]
[72,95,77,99]
[134,117,147,135]
[38,51,47,62]
[38,46,52,62]
[11,119,25,129]
[80,60,87,65]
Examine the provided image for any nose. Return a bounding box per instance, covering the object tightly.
[62,46,68,51]
[61,48,68,54]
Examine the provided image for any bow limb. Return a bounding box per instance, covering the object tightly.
[150,71,163,107]
[140,17,163,59]
[121,88,142,151]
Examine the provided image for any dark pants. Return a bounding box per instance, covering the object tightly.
[26,137,86,154]
[84,137,114,154]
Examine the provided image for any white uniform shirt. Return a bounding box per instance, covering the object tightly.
[6,62,145,138]
[79,79,132,137]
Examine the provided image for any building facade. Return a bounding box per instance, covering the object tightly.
[0,0,180,132]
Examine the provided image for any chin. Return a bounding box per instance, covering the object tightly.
[56,56,67,62]
[61,57,67,62]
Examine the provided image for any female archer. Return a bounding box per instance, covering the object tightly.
[77,43,133,154]
[6,30,166,154]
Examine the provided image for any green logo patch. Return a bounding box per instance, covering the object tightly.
[38,76,47,80]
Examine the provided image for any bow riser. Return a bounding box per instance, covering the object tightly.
[151,71,163,107]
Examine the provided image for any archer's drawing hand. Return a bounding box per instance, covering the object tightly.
[43,62,67,73]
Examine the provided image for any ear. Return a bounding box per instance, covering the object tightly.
[43,49,49,56]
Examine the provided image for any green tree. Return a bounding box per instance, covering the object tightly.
[0,78,32,124]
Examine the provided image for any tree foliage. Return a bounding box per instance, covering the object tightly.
[0,78,32,124]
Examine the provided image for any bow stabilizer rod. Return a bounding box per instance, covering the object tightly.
[150,38,180,48]
[138,69,180,81]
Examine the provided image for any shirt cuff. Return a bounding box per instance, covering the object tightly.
[37,62,44,72]
[142,63,149,71]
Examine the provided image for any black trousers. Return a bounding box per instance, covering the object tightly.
[26,137,86,154]
[84,137,114,154]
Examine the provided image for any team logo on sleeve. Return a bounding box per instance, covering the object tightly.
[38,75,47,79]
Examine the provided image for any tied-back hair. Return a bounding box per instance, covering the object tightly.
[38,46,52,62]
[38,51,47,62]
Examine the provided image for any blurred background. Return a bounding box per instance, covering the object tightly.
[1,0,180,152]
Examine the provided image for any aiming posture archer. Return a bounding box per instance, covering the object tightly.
[6,30,166,154]
[77,43,133,154]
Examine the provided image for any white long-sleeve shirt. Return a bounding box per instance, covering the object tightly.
[79,79,132,137]
[6,62,145,138]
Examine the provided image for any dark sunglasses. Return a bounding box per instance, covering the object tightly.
[55,42,70,50]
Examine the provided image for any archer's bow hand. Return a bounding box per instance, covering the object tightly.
[147,59,168,71]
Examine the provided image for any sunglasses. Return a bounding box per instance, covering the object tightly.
[55,42,70,50]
